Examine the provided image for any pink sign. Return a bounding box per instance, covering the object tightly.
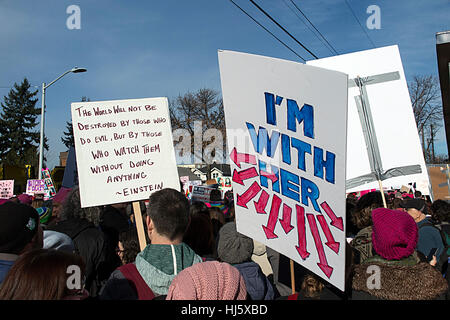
[0,180,14,199]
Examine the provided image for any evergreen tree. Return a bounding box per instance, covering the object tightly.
[61,120,74,150]
[61,96,89,150]
[0,78,48,167]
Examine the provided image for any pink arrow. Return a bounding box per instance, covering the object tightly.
[236,181,261,209]
[262,194,281,239]
[260,170,278,183]
[232,167,258,186]
[254,190,269,214]
[307,213,333,279]
[295,205,310,260]
[230,147,257,168]
[279,203,294,234]
[320,201,344,231]
[316,215,340,254]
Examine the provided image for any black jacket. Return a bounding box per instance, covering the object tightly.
[48,218,120,297]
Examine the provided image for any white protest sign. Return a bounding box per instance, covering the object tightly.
[26,179,48,196]
[307,45,431,195]
[218,50,348,291]
[71,97,180,208]
[0,180,14,199]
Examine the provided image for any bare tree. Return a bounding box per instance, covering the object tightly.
[169,88,226,178]
[408,75,443,162]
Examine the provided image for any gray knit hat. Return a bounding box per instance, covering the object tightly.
[217,222,254,264]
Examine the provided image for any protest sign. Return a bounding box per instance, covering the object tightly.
[62,146,78,188]
[42,168,56,199]
[191,185,215,203]
[307,45,431,196]
[71,97,180,208]
[218,50,348,291]
[26,179,48,196]
[0,180,14,199]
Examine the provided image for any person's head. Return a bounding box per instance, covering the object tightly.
[414,190,423,199]
[146,188,190,244]
[166,261,247,300]
[0,201,43,255]
[17,193,32,205]
[117,228,139,265]
[217,221,253,265]
[371,208,418,260]
[31,194,44,209]
[430,199,450,224]
[59,186,102,226]
[351,191,384,230]
[189,201,209,218]
[300,272,325,298]
[398,198,427,222]
[209,189,222,202]
[0,249,87,300]
[51,187,72,222]
[183,213,216,257]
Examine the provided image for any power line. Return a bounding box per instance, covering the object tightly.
[248,0,319,59]
[287,0,339,55]
[228,0,307,61]
[344,0,376,48]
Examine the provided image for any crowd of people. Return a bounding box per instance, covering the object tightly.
[0,183,448,300]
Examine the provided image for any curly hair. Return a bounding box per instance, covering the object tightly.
[430,199,450,223]
[118,228,140,265]
[58,186,102,226]
[351,191,384,230]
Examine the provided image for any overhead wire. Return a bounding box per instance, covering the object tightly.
[248,0,319,59]
[228,0,307,61]
[287,0,339,55]
[344,0,376,48]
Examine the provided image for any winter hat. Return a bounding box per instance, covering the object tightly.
[36,206,52,224]
[52,187,72,204]
[217,221,254,264]
[399,198,426,212]
[371,208,418,260]
[0,201,40,253]
[43,230,75,253]
[166,261,247,300]
[17,193,32,205]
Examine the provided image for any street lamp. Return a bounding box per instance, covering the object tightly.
[38,67,87,179]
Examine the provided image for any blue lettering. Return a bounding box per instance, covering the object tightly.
[287,100,314,139]
[246,122,280,158]
[301,177,321,213]
[291,137,311,172]
[314,147,336,184]
[280,168,300,202]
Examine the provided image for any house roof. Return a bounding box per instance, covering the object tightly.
[197,164,231,176]
[177,167,202,181]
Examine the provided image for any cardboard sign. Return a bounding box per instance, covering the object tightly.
[191,185,215,203]
[42,168,56,199]
[307,45,431,195]
[218,50,348,290]
[428,165,450,200]
[26,179,48,196]
[71,97,180,208]
[0,180,14,199]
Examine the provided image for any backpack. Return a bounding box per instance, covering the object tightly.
[418,222,449,275]
[118,263,155,300]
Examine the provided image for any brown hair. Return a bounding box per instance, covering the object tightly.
[300,273,324,298]
[0,249,85,300]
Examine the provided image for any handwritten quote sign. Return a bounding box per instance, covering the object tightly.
[219,50,348,290]
[71,97,180,208]
[0,180,14,199]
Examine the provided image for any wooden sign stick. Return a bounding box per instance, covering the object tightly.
[133,201,148,251]
[290,259,296,294]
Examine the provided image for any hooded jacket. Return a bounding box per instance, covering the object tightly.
[48,218,120,297]
[100,242,202,300]
[352,252,448,300]
[233,261,274,300]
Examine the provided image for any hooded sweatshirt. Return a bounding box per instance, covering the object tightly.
[100,242,202,299]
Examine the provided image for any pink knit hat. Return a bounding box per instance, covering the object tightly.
[371,208,418,260]
[166,261,247,300]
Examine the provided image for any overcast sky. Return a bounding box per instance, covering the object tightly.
[0,0,449,168]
